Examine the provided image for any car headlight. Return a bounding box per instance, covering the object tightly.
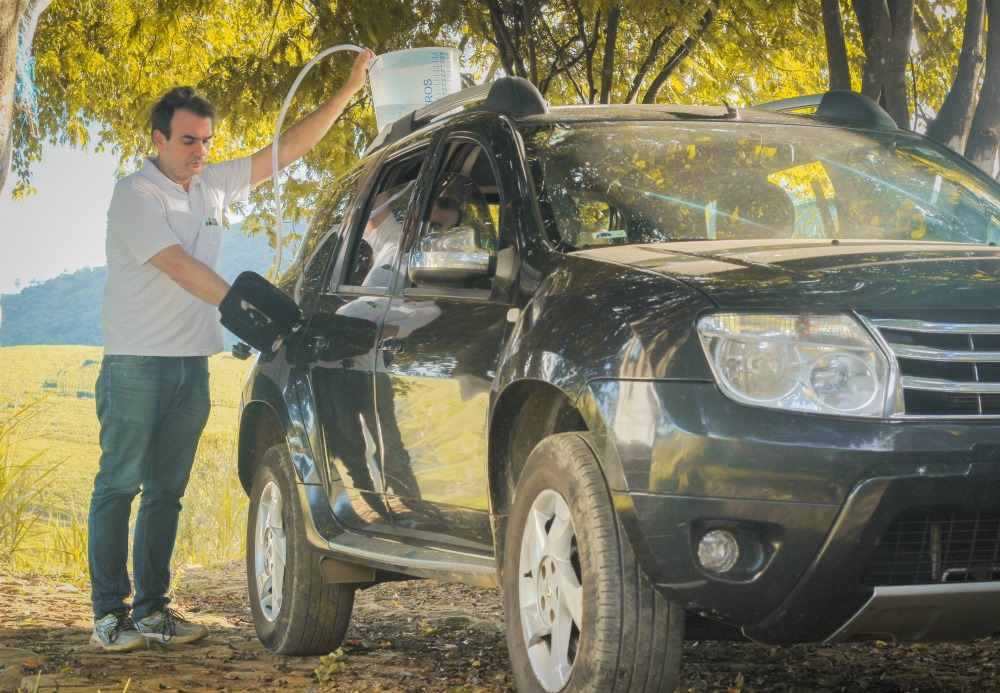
[697,313,896,417]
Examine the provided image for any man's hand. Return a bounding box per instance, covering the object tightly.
[148,244,231,306]
[343,48,373,94]
[250,48,376,189]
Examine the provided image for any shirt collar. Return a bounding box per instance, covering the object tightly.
[140,156,198,192]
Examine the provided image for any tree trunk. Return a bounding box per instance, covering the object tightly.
[966,0,1000,174]
[599,7,619,104]
[853,0,893,102]
[925,0,986,152]
[821,0,852,90]
[484,0,528,79]
[882,0,914,128]
[1,0,30,195]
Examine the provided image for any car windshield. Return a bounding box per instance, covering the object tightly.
[524,121,1000,250]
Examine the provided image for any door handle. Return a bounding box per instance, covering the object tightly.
[378,337,405,353]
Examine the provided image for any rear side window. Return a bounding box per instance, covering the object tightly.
[291,170,361,302]
[342,151,426,289]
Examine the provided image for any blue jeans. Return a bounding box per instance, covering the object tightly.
[88,355,210,620]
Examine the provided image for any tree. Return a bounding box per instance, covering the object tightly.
[17,0,831,203]
[22,0,441,236]
[966,0,1000,172]
[822,0,852,90]
[19,0,996,208]
[924,0,985,152]
[850,0,914,128]
[0,0,49,196]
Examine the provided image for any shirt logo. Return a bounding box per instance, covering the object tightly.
[204,217,220,227]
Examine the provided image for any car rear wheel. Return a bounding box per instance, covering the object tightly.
[503,432,685,692]
[247,444,356,655]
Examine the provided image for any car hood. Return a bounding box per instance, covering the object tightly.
[574,239,1000,311]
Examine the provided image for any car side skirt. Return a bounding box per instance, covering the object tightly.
[300,480,499,589]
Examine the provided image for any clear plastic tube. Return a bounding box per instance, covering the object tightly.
[270,44,365,280]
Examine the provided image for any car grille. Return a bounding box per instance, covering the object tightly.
[862,509,1000,586]
[866,317,1000,417]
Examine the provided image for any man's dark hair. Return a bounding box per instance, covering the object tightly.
[150,87,217,139]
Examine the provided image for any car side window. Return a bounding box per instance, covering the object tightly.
[409,139,502,291]
[294,171,361,301]
[342,152,425,289]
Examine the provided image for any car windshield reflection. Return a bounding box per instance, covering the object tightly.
[525,122,1000,249]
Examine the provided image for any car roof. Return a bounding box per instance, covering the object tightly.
[517,103,831,127]
[367,77,900,153]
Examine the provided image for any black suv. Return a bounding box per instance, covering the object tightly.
[233,78,1000,692]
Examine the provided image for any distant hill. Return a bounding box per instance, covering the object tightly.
[0,223,290,348]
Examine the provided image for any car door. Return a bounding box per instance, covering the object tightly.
[375,128,520,551]
[302,143,431,533]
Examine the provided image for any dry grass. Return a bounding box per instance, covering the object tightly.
[0,346,253,577]
[0,397,64,569]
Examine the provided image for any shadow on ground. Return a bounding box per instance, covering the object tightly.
[1,562,998,692]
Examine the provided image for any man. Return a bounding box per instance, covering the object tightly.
[88,48,375,652]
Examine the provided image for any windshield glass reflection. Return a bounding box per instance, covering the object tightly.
[525,122,1000,249]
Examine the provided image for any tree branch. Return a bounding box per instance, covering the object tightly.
[642,2,716,104]
[625,20,676,104]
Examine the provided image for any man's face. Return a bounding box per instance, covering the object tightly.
[152,108,213,186]
[429,204,460,232]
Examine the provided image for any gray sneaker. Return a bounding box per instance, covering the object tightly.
[134,608,209,644]
[91,611,149,651]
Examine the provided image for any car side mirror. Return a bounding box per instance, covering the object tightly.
[409,226,495,285]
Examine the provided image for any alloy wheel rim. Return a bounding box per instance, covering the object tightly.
[517,488,583,692]
[254,480,287,622]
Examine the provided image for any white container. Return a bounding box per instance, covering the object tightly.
[368,47,462,131]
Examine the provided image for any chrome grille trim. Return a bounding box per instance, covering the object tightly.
[866,316,1000,417]
[901,376,1000,394]
[871,319,1000,335]
[893,345,1000,362]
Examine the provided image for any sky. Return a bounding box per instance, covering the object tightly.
[0,143,120,295]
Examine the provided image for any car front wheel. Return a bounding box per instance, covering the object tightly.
[247,444,356,655]
[503,432,685,692]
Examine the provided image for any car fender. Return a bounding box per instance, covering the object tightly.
[239,364,322,491]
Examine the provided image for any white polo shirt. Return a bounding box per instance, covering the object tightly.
[102,155,251,356]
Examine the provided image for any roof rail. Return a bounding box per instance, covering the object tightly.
[368,76,547,151]
[753,90,897,129]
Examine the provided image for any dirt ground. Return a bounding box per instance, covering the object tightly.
[2,562,999,692]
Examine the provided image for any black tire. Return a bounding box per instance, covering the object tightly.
[246,444,356,655]
[503,432,685,692]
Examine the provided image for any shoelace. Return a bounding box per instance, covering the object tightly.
[154,608,178,642]
[103,612,133,643]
